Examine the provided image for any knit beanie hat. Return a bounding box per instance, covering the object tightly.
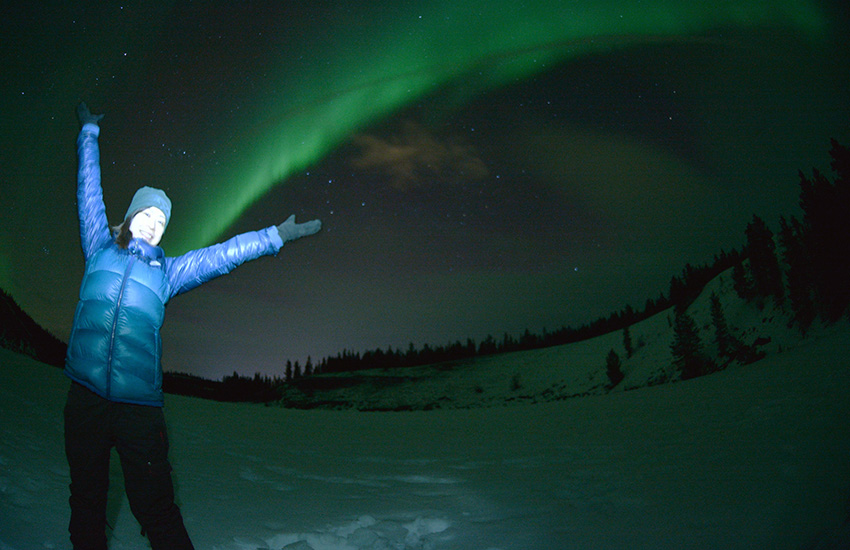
[125,186,172,228]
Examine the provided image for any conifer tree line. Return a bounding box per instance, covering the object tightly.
[310,246,744,376]
[308,227,739,377]
[734,138,850,327]
[608,139,849,387]
[661,138,848,385]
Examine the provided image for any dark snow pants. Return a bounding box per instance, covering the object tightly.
[64,382,194,550]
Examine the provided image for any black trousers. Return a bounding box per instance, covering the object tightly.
[64,382,194,550]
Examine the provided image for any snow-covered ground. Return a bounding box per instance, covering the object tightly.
[2,313,850,549]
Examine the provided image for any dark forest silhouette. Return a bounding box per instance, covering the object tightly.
[2,138,848,402]
[0,288,66,367]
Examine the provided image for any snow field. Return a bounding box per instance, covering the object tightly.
[2,322,850,549]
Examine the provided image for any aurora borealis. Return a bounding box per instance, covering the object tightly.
[2,1,848,379]
[156,0,829,253]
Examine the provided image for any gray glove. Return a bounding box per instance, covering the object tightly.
[76,102,104,127]
[276,215,322,243]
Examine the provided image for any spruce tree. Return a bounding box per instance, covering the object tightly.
[671,307,714,380]
[745,215,784,301]
[709,292,734,359]
[606,349,625,388]
[778,215,815,331]
[732,260,754,301]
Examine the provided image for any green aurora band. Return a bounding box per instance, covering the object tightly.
[166,0,827,254]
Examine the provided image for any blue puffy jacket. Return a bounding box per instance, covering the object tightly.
[65,123,284,406]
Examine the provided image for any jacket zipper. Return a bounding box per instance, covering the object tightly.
[105,255,136,400]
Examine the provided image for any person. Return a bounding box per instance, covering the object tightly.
[63,102,321,550]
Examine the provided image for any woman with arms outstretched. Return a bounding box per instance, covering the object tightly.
[64,103,321,549]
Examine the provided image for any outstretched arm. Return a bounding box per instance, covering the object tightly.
[164,216,321,298]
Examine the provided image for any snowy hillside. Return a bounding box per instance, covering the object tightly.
[279,269,814,411]
[2,292,850,548]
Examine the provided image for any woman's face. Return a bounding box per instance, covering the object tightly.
[129,207,166,246]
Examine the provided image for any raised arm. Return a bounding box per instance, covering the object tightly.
[75,103,112,260]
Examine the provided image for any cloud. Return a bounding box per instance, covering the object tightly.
[350,121,489,190]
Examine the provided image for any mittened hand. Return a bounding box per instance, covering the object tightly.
[76,102,104,127]
[276,215,322,243]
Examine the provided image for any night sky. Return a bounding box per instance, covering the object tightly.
[2,1,848,380]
